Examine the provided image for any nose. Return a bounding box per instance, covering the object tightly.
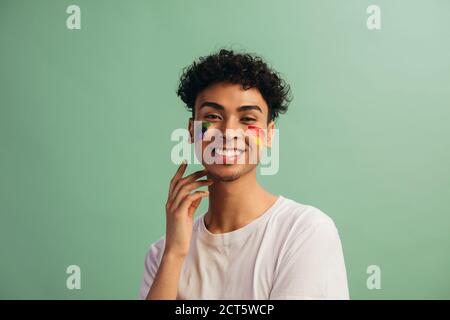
[219,119,247,147]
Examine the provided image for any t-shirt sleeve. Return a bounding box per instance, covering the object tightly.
[138,240,164,300]
[269,221,349,300]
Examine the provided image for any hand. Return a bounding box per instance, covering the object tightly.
[164,161,213,258]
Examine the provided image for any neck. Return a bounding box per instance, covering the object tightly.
[204,169,278,234]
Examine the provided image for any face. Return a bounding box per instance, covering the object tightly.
[189,82,275,182]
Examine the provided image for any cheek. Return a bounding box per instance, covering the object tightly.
[192,120,212,141]
[247,125,266,146]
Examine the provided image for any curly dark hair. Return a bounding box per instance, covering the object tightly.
[176,49,292,122]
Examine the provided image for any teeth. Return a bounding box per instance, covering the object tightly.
[215,149,244,157]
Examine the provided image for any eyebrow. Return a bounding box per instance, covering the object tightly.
[199,101,263,113]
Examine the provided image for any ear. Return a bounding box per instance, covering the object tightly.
[266,121,275,148]
[188,118,194,144]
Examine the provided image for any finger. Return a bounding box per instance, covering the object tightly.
[188,197,203,217]
[171,179,213,210]
[167,174,210,212]
[178,191,209,217]
[172,170,208,198]
[168,161,187,200]
[169,169,208,203]
[180,169,208,185]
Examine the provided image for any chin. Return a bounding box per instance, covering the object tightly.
[204,163,256,182]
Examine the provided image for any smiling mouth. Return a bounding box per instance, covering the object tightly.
[213,148,245,157]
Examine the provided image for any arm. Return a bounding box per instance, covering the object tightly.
[144,161,213,300]
[145,251,185,300]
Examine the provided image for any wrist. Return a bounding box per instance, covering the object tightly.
[162,250,187,263]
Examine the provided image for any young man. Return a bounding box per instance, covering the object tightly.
[139,49,349,300]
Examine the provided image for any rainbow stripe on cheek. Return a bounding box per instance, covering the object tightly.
[197,121,211,140]
[247,125,265,146]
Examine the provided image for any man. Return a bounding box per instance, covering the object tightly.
[139,49,349,299]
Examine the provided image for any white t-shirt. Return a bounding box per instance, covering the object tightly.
[139,195,349,299]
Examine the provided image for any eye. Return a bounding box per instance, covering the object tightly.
[205,114,221,120]
[241,117,256,123]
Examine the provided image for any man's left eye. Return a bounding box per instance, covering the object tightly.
[242,117,256,122]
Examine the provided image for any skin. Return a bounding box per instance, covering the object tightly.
[146,82,279,299]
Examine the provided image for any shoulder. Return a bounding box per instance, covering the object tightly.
[143,235,166,268]
[274,196,337,232]
[273,197,346,268]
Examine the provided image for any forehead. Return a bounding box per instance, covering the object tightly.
[195,82,269,113]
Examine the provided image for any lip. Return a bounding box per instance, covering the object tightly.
[212,148,245,164]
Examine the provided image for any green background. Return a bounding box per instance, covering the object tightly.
[1,0,449,299]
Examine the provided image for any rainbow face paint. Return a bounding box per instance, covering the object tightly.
[196,120,212,141]
[247,125,265,146]
[202,121,211,136]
